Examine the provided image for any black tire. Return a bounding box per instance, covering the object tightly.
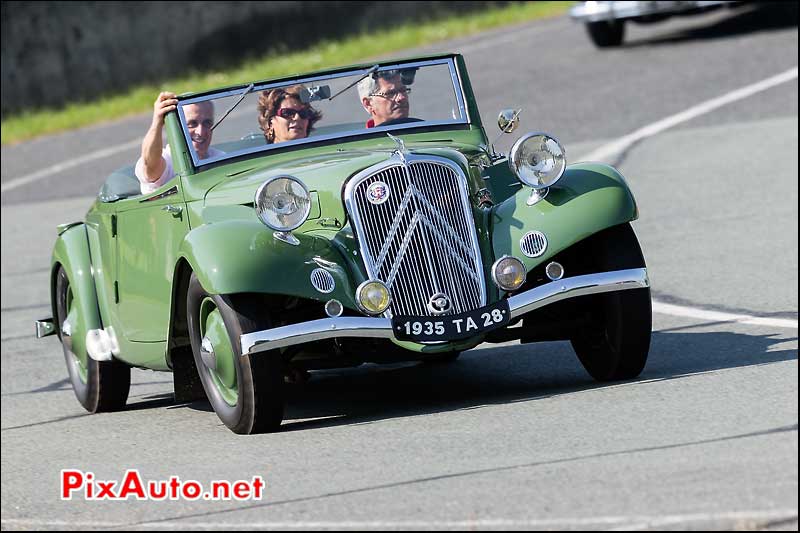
[186,273,284,434]
[570,224,651,381]
[55,266,130,413]
[586,20,625,48]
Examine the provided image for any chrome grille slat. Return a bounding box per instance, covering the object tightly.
[346,154,486,318]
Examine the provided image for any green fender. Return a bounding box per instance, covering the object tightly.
[491,163,639,270]
[51,224,102,365]
[178,220,360,309]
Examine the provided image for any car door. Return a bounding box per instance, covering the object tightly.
[115,181,189,342]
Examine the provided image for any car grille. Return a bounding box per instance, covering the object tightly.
[346,155,486,317]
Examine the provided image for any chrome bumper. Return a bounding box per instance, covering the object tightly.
[569,1,730,22]
[241,267,649,356]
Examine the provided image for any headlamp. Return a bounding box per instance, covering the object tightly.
[254,176,311,232]
[509,133,567,189]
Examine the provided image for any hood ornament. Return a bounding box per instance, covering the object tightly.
[387,133,408,166]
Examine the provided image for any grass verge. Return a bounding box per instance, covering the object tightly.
[1,2,570,145]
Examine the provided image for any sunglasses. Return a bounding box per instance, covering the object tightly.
[276,107,313,120]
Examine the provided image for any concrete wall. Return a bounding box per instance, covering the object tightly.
[1,1,504,117]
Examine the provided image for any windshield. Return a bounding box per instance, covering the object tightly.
[177,58,468,167]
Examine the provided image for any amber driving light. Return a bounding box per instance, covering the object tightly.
[356,280,391,315]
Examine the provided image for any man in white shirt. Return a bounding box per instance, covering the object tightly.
[135,92,224,194]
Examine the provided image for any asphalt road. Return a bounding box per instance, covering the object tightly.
[1,4,797,530]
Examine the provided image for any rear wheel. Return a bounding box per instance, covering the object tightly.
[187,273,284,434]
[55,266,130,412]
[570,224,651,381]
[586,20,625,47]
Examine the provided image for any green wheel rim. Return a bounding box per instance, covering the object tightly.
[199,297,238,406]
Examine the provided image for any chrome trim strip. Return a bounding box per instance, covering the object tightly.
[242,268,649,355]
[139,185,178,203]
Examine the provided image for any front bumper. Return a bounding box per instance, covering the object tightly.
[240,267,649,356]
[569,1,731,23]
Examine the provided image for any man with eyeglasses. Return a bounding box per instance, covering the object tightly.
[357,71,419,128]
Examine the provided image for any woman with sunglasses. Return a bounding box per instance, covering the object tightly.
[257,85,322,144]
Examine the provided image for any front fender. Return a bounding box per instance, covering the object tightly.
[178,220,360,309]
[491,162,638,270]
[51,224,102,363]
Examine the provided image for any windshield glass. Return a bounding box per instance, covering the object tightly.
[177,58,468,167]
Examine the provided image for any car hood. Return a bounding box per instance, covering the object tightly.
[203,143,484,207]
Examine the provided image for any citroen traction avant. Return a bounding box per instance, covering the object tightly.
[37,54,651,433]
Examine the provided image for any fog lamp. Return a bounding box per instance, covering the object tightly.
[356,280,391,316]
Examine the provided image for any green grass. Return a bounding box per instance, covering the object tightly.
[1,2,570,145]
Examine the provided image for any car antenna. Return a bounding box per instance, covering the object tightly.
[211,83,255,132]
[328,65,379,101]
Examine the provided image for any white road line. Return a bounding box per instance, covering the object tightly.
[577,66,799,331]
[652,301,798,329]
[1,138,141,193]
[2,510,796,530]
[579,67,798,164]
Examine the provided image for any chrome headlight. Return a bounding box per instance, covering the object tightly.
[509,133,566,189]
[254,176,311,231]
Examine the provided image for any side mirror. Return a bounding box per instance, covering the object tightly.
[497,109,521,134]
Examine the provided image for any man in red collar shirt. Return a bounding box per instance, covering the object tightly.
[357,71,414,128]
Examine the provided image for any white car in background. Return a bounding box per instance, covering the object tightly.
[569,1,735,47]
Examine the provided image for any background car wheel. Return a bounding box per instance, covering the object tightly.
[187,273,284,434]
[570,224,651,381]
[586,20,625,47]
[55,266,130,413]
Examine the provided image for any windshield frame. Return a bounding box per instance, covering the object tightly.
[176,57,470,168]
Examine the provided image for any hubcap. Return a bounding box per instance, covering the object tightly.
[198,297,238,406]
[200,336,216,370]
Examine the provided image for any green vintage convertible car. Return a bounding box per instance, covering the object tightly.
[36,54,651,434]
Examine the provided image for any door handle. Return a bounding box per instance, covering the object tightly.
[162,204,183,217]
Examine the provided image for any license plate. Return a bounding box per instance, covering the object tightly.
[392,300,511,342]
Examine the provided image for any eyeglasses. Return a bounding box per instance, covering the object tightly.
[369,87,411,101]
[276,107,314,120]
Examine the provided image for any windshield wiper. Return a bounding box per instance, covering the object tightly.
[211,83,255,132]
[328,65,379,101]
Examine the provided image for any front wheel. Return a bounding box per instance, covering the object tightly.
[187,273,284,434]
[586,20,625,47]
[55,266,130,412]
[570,224,651,381]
